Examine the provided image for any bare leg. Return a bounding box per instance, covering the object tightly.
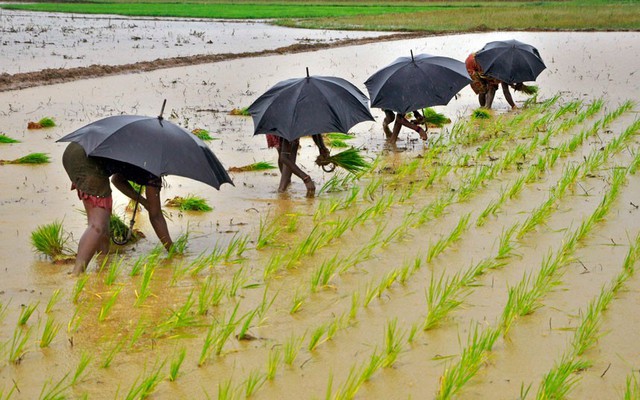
[502,82,517,109]
[478,93,487,107]
[74,200,111,275]
[382,110,395,139]
[390,113,427,143]
[484,86,497,109]
[278,139,315,196]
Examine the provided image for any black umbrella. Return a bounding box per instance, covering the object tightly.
[248,68,375,141]
[365,51,471,115]
[57,109,233,190]
[474,39,546,84]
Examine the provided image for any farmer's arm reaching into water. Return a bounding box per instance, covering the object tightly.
[111,173,148,208]
[144,185,173,251]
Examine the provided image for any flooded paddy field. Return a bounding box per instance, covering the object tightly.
[0,12,639,399]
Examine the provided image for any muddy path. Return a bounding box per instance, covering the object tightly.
[0,32,427,92]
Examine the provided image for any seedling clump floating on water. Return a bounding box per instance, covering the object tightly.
[228,161,276,172]
[1,152,51,165]
[165,194,212,211]
[30,220,73,262]
[0,134,19,143]
[191,128,213,140]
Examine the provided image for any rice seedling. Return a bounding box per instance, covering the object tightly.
[98,288,121,322]
[349,291,359,321]
[199,320,217,367]
[318,147,371,175]
[0,134,19,143]
[38,372,70,400]
[325,133,354,141]
[571,282,617,357]
[496,224,519,260]
[255,215,282,250]
[71,351,91,385]
[0,301,9,324]
[1,152,50,164]
[18,302,39,325]
[134,264,155,307]
[362,281,378,307]
[408,322,419,344]
[266,347,281,380]
[264,253,283,280]
[154,291,201,338]
[224,234,250,263]
[517,84,538,96]
[101,339,124,368]
[360,350,384,382]
[71,274,89,304]
[420,107,451,127]
[66,307,83,335]
[436,326,500,399]
[624,373,640,400]
[237,308,258,341]
[535,356,591,400]
[124,360,166,400]
[128,319,148,349]
[285,213,300,233]
[30,220,72,261]
[382,318,404,368]
[214,304,242,356]
[217,378,235,400]
[424,272,464,331]
[8,326,30,363]
[472,108,491,119]
[228,161,276,172]
[326,137,348,148]
[191,128,213,140]
[244,369,266,398]
[308,324,327,352]
[168,347,186,381]
[165,194,212,211]
[427,213,470,262]
[104,256,124,286]
[40,316,61,348]
[310,254,340,292]
[283,333,305,365]
[332,364,363,400]
[38,117,56,127]
[228,267,247,298]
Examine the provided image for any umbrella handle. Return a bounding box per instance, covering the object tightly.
[321,162,336,173]
[111,186,142,245]
[158,99,167,120]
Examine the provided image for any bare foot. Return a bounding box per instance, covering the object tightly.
[417,127,428,141]
[303,176,315,197]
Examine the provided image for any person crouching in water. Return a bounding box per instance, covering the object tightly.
[62,142,173,275]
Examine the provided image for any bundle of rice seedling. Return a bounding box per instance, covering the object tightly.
[517,84,538,96]
[316,148,370,174]
[0,134,19,143]
[472,109,491,119]
[39,117,56,127]
[31,220,73,261]
[326,138,348,148]
[229,107,250,116]
[27,118,56,129]
[192,128,213,141]
[165,195,213,211]
[1,153,50,165]
[110,213,131,242]
[325,133,354,141]
[228,161,276,172]
[420,108,451,127]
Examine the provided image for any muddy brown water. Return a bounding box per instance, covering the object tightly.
[0,16,639,399]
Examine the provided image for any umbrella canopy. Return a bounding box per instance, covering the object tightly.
[247,70,375,142]
[365,52,471,115]
[57,115,233,190]
[475,39,546,84]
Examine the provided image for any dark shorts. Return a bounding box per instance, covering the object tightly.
[62,142,112,198]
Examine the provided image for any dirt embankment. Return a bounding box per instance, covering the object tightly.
[0,32,427,93]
